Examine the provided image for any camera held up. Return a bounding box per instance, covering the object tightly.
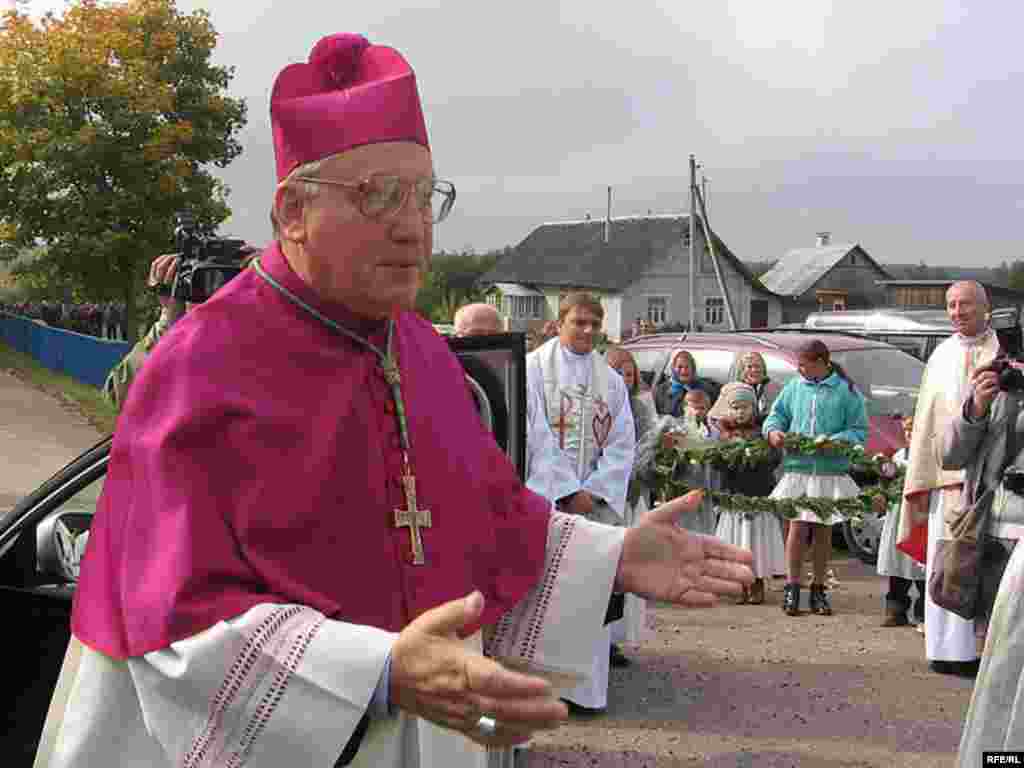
[156,213,251,303]
[977,355,1024,393]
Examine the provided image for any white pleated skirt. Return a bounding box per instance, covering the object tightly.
[715,508,787,578]
[769,472,861,526]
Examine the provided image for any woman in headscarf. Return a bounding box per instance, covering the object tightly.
[709,382,785,604]
[654,348,720,417]
[735,351,773,425]
[604,347,657,663]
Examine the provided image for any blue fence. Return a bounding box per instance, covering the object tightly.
[0,312,131,389]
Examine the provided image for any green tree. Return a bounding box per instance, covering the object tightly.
[1008,261,1024,292]
[0,0,247,340]
[417,248,505,322]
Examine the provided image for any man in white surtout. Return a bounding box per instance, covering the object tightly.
[525,292,635,713]
[902,280,999,676]
[35,33,753,768]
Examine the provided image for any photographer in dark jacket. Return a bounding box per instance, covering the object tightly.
[103,249,258,410]
[943,356,1024,763]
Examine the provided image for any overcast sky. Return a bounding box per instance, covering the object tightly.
[19,1,1024,267]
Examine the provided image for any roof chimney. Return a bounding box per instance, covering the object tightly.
[816,231,831,247]
[604,186,612,244]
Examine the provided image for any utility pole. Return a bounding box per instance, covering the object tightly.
[604,186,612,243]
[689,154,697,332]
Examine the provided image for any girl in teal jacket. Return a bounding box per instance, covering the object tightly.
[762,339,868,618]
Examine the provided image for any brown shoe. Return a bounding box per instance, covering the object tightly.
[881,602,910,627]
[736,586,750,605]
[749,578,765,605]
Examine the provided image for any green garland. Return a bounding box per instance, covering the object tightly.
[653,433,905,523]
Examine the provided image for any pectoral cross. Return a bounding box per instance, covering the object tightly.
[394,473,431,565]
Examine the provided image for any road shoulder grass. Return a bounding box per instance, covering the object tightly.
[0,341,117,435]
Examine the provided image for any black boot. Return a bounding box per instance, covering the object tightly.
[882,599,910,627]
[912,580,926,624]
[883,577,912,626]
[782,583,801,616]
[809,583,833,616]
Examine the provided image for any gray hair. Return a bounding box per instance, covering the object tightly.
[947,280,990,309]
[270,157,327,238]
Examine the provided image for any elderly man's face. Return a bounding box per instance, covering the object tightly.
[290,142,433,318]
[946,282,987,338]
[455,308,502,336]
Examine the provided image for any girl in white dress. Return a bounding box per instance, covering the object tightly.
[710,383,786,604]
[875,416,925,627]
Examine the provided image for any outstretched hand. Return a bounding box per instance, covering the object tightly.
[389,591,568,748]
[617,490,754,606]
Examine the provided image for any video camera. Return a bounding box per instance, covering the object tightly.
[977,355,1024,393]
[157,213,251,303]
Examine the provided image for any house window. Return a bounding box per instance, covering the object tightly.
[505,295,544,319]
[705,297,725,326]
[647,297,667,324]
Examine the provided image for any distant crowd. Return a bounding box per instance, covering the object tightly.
[0,300,129,340]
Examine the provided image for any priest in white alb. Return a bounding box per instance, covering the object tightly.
[525,293,636,713]
[901,280,999,676]
[33,34,753,768]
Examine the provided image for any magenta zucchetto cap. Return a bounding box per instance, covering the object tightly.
[270,34,430,182]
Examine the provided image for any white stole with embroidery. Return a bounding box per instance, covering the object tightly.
[525,339,634,519]
[537,337,613,479]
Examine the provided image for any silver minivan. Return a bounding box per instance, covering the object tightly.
[793,306,1022,360]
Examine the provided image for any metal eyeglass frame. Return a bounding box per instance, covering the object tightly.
[292,174,456,224]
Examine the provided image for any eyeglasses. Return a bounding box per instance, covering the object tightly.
[292,174,456,224]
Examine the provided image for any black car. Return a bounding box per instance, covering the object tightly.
[2,333,528,766]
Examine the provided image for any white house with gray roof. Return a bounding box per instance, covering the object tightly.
[480,214,782,341]
[759,233,891,324]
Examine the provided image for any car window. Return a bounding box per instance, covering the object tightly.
[830,349,923,419]
[631,348,669,377]
[760,353,798,409]
[880,335,929,360]
[689,349,736,388]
